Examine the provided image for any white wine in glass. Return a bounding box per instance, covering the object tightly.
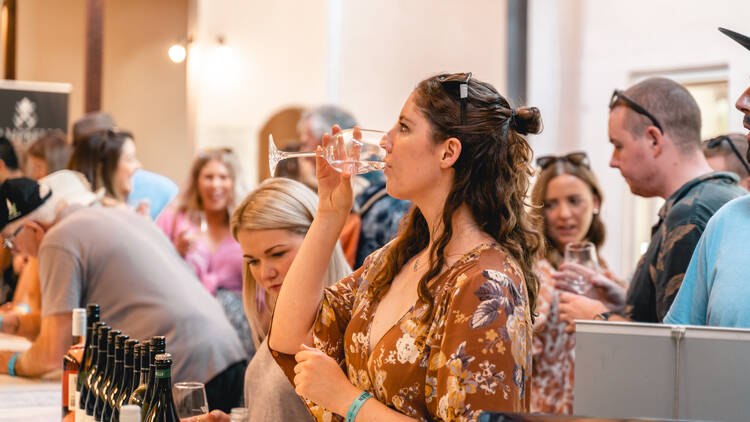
[563,241,600,295]
[268,128,386,176]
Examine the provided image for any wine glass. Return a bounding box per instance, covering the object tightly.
[172,382,209,418]
[563,241,600,295]
[268,128,386,176]
[230,407,249,422]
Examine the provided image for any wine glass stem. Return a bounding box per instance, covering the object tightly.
[279,151,317,160]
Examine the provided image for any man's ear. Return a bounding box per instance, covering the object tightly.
[440,137,462,169]
[646,126,663,158]
[25,220,46,242]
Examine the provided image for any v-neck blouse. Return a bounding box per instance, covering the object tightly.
[270,243,532,421]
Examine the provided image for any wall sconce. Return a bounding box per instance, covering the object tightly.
[168,36,193,64]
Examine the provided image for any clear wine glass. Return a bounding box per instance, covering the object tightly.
[563,241,600,295]
[172,382,209,418]
[268,128,386,176]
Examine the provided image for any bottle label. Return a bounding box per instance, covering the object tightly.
[155,368,171,378]
[68,373,77,408]
[63,369,77,407]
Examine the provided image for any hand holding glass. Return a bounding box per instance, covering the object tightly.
[172,382,209,418]
[563,241,600,295]
[268,128,386,176]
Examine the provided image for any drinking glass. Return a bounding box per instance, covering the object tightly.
[268,128,386,176]
[230,407,249,422]
[172,382,209,418]
[563,241,600,295]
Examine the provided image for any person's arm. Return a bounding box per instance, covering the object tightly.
[0,312,72,377]
[0,311,41,340]
[269,127,355,354]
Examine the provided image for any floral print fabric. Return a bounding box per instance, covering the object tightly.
[530,259,574,414]
[270,243,532,421]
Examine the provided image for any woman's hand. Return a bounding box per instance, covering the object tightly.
[294,344,361,416]
[553,262,626,309]
[558,292,610,333]
[179,410,230,422]
[315,125,356,220]
[175,229,194,257]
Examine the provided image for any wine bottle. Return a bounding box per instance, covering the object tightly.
[77,304,100,422]
[131,342,143,393]
[112,339,138,422]
[120,405,141,422]
[86,324,110,422]
[128,340,151,409]
[140,336,166,420]
[82,322,104,421]
[63,308,86,420]
[144,353,179,422]
[103,333,128,422]
[95,330,121,421]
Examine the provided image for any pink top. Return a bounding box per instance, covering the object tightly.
[156,207,243,296]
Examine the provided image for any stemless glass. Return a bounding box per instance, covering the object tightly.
[563,241,600,295]
[268,128,386,176]
[172,382,209,418]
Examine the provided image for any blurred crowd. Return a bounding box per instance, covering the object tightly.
[0,25,749,422]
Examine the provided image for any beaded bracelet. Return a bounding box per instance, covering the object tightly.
[8,352,20,377]
[345,391,372,422]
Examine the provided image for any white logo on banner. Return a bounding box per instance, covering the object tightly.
[12,97,38,130]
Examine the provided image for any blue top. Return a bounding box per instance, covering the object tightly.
[664,194,750,327]
[127,169,179,220]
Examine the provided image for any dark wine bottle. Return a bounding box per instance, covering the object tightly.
[77,304,100,422]
[63,308,86,420]
[144,353,179,422]
[112,339,138,422]
[128,339,156,410]
[94,329,121,421]
[86,324,111,421]
[131,342,144,393]
[140,336,166,419]
[103,333,128,422]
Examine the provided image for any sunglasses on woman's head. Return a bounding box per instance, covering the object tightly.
[536,152,590,170]
[438,72,472,125]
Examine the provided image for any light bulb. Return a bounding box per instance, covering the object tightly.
[168,44,187,63]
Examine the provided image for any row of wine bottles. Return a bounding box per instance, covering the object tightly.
[63,304,180,422]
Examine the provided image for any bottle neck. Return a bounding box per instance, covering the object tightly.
[154,367,173,395]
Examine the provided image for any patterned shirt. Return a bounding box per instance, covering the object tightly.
[270,243,533,421]
[625,172,745,322]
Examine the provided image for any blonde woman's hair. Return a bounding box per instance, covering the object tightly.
[230,177,351,347]
[178,148,247,219]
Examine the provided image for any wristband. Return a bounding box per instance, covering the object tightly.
[8,352,20,376]
[345,391,372,422]
[15,303,30,314]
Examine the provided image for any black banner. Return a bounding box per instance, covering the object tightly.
[0,80,70,145]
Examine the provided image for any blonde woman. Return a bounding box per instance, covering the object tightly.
[198,178,350,422]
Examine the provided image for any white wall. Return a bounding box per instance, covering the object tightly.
[188,0,509,186]
[529,0,750,277]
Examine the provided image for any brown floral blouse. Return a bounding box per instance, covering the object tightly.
[270,243,533,421]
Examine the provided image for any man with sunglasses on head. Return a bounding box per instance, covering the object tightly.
[558,76,745,329]
[664,28,750,327]
[702,134,750,190]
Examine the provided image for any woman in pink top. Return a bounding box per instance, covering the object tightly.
[157,148,252,355]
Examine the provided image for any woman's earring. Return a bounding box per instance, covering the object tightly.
[593,209,600,215]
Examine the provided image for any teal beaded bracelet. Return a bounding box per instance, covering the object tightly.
[8,352,20,377]
[345,391,372,422]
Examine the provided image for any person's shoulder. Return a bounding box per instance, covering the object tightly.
[667,178,746,226]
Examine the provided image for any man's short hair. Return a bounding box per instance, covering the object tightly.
[616,77,702,153]
[298,105,358,142]
[703,133,750,178]
[0,136,19,170]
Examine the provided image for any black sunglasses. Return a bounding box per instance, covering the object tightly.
[705,135,750,175]
[609,89,664,134]
[438,72,472,125]
[536,152,590,170]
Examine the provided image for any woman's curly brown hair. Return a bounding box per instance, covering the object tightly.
[367,73,545,321]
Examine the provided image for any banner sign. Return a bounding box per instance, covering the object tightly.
[0,80,71,145]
